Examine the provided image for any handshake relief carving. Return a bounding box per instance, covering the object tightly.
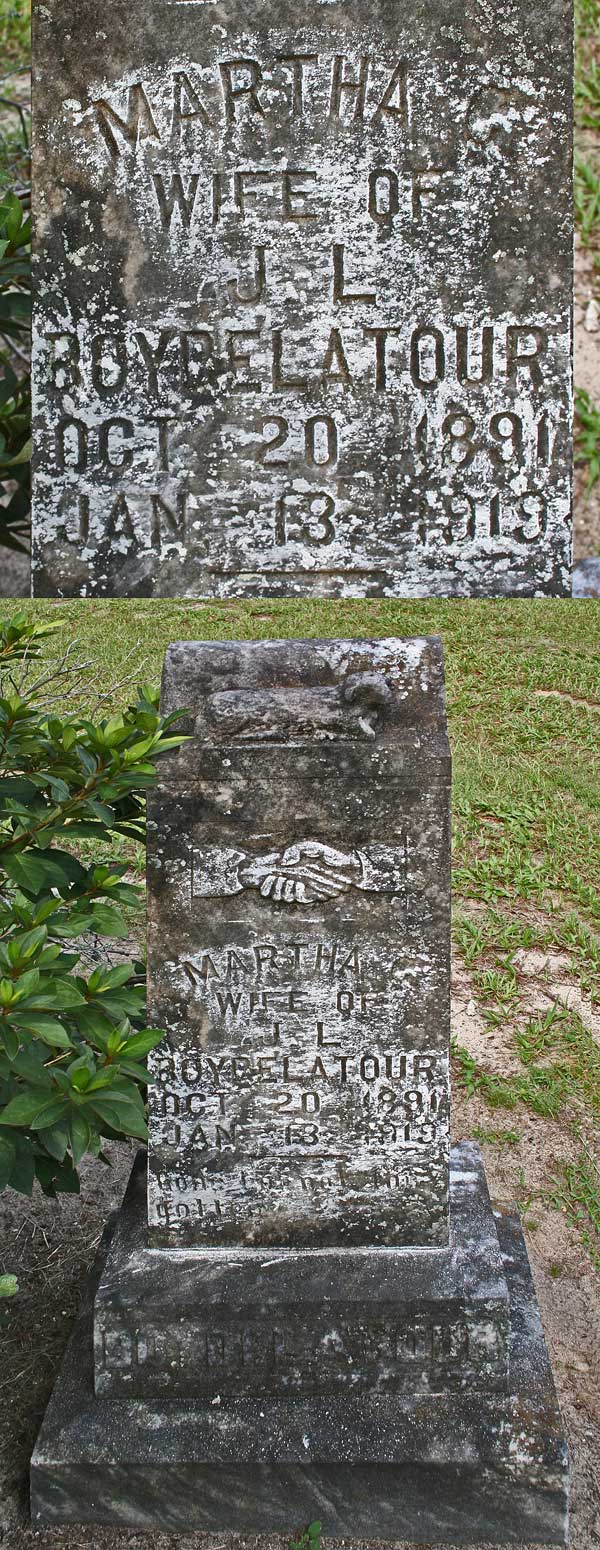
[192,838,407,905]
[238,842,363,904]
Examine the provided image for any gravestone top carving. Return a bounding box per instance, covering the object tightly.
[146,636,452,1248]
[159,636,449,745]
[32,0,572,598]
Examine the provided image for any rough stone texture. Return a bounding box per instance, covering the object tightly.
[572,555,600,596]
[31,0,573,599]
[30,1156,569,1544]
[93,1146,510,1400]
[146,637,452,1248]
[29,637,569,1541]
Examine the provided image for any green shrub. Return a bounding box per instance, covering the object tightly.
[0,0,31,64]
[290,1524,322,1550]
[0,1270,18,1328]
[0,193,30,552]
[0,612,185,1197]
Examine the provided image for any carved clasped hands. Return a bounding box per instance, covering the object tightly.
[238,841,363,904]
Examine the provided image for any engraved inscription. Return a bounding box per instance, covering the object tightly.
[33,7,572,595]
[97,1311,482,1398]
[148,923,450,1241]
[146,640,451,1244]
[101,1315,471,1374]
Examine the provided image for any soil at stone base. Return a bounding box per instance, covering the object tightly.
[1,953,599,1550]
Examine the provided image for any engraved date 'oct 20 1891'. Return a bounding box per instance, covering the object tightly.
[149,1042,449,1164]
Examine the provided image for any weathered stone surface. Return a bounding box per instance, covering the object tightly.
[573,556,600,597]
[146,637,452,1247]
[94,1146,510,1400]
[30,1154,570,1544]
[30,636,569,1541]
[32,0,573,599]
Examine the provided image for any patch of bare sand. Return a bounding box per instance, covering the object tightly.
[452,1078,600,1550]
[512,945,600,1046]
[453,953,524,1076]
[450,931,600,1549]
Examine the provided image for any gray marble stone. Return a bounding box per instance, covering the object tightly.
[30,636,569,1540]
[94,1145,510,1400]
[30,1151,569,1543]
[572,556,600,597]
[146,637,452,1248]
[31,0,573,599]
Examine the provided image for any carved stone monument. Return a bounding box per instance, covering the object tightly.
[32,0,572,598]
[31,637,569,1540]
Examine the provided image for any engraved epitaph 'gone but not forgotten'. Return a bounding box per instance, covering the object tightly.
[146,636,452,1246]
[32,0,572,598]
[30,641,569,1542]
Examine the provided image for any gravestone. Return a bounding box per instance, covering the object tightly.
[146,636,452,1251]
[31,638,569,1541]
[31,0,572,599]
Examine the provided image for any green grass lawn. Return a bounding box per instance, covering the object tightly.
[6,596,600,848]
[5,595,600,928]
[4,598,597,811]
[576,0,600,251]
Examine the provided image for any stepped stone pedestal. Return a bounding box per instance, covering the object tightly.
[31,1144,569,1541]
[31,639,569,1540]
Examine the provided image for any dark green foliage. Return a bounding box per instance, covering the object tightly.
[0,193,30,552]
[0,612,186,1197]
[290,1523,322,1550]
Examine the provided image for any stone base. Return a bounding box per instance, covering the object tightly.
[30,1143,569,1542]
[94,1144,510,1400]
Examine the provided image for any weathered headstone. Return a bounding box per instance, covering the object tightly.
[32,0,572,598]
[146,636,452,1250]
[31,638,569,1541]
